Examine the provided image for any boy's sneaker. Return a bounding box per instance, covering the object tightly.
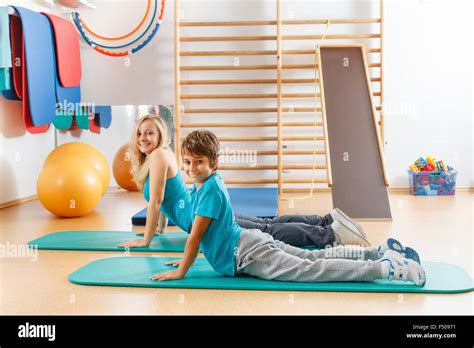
[380,249,426,286]
[331,219,371,247]
[330,208,367,239]
[377,238,421,264]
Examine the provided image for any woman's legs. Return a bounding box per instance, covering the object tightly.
[235,214,335,248]
[235,229,382,282]
[276,214,333,226]
[234,212,333,227]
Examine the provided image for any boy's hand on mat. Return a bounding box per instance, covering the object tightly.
[118,239,149,248]
[150,270,184,281]
[165,260,182,267]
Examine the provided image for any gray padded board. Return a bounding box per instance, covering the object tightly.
[319,46,392,220]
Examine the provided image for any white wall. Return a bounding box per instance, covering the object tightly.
[383,0,473,187]
[1,0,472,205]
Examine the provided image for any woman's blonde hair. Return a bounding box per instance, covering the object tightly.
[129,114,171,190]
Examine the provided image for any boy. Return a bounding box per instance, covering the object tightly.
[151,130,425,285]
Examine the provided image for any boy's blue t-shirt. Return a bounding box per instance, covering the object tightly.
[144,171,193,233]
[190,172,243,276]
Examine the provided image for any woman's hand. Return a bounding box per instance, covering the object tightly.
[150,270,184,281]
[118,239,150,248]
[165,259,182,267]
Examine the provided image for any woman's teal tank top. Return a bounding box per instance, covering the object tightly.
[144,171,192,233]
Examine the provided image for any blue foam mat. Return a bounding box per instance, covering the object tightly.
[95,105,111,128]
[12,6,56,126]
[132,187,279,226]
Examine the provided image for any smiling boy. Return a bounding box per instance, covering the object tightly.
[151,130,426,286]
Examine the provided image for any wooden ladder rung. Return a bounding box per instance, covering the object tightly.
[180,50,277,56]
[180,63,381,71]
[180,34,381,42]
[179,136,326,142]
[283,179,329,184]
[181,93,321,99]
[247,150,326,155]
[180,122,323,127]
[178,18,381,27]
[182,107,323,113]
[218,165,327,170]
[181,92,379,99]
[180,78,380,85]
[180,48,381,56]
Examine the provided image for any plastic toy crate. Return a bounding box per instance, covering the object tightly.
[408,166,457,196]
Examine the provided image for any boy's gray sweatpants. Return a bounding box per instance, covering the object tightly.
[235,229,382,282]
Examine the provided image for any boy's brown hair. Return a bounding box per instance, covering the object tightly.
[181,130,220,169]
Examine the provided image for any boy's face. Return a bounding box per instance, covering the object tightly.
[182,153,217,185]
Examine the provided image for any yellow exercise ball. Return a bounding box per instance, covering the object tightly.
[37,157,103,217]
[43,142,110,196]
[112,143,138,191]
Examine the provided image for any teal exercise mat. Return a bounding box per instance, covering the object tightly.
[69,256,474,294]
[28,230,319,252]
[28,231,188,252]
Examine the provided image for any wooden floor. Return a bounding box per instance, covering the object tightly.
[0,189,472,315]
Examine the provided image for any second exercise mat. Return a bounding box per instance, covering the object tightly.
[69,256,474,294]
[28,231,188,252]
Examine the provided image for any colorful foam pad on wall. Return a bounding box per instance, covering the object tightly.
[0,7,12,69]
[41,12,81,87]
[22,38,49,133]
[9,15,22,98]
[1,68,19,100]
[89,115,101,134]
[75,107,90,130]
[95,105,112,128]
[12,6,56,129]
[53,109,73,129]
[42,13,81,103]
[42,13,81,129]
[69,256,474,294]
[0,67,10,91]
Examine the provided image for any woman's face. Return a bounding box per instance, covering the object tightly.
[137,119,160,155]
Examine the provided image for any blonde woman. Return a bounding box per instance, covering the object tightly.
[118,115,193,248]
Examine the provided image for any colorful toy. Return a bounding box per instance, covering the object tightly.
[409,155,447,173]
[409,164,420,173]
[413,157,428,171]
[425,155,436,164]
[435,160,447,171]
[425,156,445,171]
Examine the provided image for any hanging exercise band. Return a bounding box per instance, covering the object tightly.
[71,0,165,57]
[80,0,151,41]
